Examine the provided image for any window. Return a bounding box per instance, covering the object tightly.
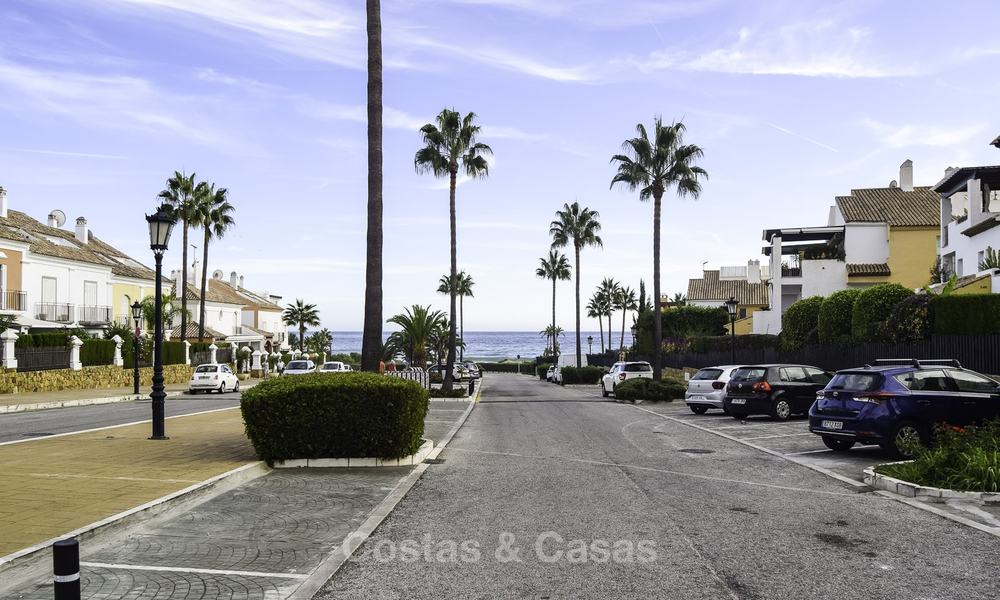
[195,365,219,373]
[895,369,952,392]
[984,183,1000,213]
[731,367,767,382]
[624,363,652,372]
[957,258,964,276]
[949,191,969,222]
[692,368,723,381]
[84,281,97,306]
[948,370,998,393]
[805,367,832,385]
[41,277,57,304]
[779,367,811,383]
[828,372,879,391]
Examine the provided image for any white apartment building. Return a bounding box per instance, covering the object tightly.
[935,163,1000,291]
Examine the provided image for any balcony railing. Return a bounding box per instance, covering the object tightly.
[36,303,73,323]
[0,289,27,311]
[78,305,112,325]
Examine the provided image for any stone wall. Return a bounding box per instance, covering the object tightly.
[0,365,193,394]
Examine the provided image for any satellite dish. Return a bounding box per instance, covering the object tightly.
[212,269,224,280]
[48,209,67,228]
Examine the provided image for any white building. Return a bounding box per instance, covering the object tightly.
[934,163,1000,291]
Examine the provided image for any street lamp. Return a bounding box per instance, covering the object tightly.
[724,296,739,365]
[131,300,142,395]
[587,335,593,355]
[146,204,176,440]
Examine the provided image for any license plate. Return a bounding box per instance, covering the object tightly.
[199,376,211,380]
[688,395,706,402]
[822,420,843,430]
[731,398,746,405]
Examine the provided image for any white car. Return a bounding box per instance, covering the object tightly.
[552,366,563,384]
[546,366,555,382]
[600,361,653,397]
[189,363,239,394]
[685,365,740,414]
[320,361,352,372]
[283,360,316,375]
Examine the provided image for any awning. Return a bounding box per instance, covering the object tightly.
[12,316,70,330]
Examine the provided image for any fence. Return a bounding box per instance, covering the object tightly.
[590,335,1000,375]
[15,347,72,372]
[387,370,430,389]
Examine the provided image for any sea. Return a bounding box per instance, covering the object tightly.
[328,331,633,361]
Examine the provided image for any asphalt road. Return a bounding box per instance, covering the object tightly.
[318,373,1000,600]
[0,393,242,443]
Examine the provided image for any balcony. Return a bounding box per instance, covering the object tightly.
[0,289,27,311]
[77,305,112,325]
[36,303,73,323]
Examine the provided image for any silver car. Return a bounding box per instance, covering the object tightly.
[685,365,740,414]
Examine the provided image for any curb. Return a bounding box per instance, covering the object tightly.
[0,461,269,586]
[0,390,186,414]
[287,379,481,600]
[274,440,435,469]
[863,464,1000,505]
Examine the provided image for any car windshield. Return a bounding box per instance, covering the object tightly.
[731,367,767,382]
[624,363,652,372]
[195,365,218,373]
[692,368,723,381]
[828,372,880,391]
[322,363,342,370]
[287,361,310,370]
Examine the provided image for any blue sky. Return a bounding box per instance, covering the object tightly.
[1,0,999,331]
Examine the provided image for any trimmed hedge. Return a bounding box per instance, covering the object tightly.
[613,377,686,402]
[781,297,823,351]
[931,294,1000,335]
[852,283,913,342]
[163,341,188,366]
[817,289,861,345]
[81,339,116,366]
[560,366,603,384]
[241,372,429,464]
[886,294,933,343]
[478,362,533,374]
[429,387,467,398]
[634,306,728,354]
[688,334,779,353]
[537,364,552,380]
[15,333,67,348]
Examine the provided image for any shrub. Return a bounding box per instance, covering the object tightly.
[14,333,67,348]
[429,387,467,398]
[633,306,728,354]
[852,283,913,342]
[189,341,214,354]
[931,294,1000,335]
[163,340,187,365]
[81,339,116,366]
[885,294,933,343]
[561,366,603,384]
[536,364,552,380]
[781,297,823,351]
[817,289,861,345]
[876,421,1000,492]
[613,377,686,402]
[241,372,429,465]
[478,362,533,374]
[687,334,779,353]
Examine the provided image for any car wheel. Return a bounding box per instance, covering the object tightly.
[601,383,609,398]
[771,397,792,421]
[882,421,925,459]
[689,405,709,415]
[219,382,227,394]
[234,381,240,393]
[822,437,855,452]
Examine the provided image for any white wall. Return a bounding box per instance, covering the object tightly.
[22,255,112,313]
[939,181,1000,278]
[844,223,889,264]
[176,300,241,336]
[801,259,848,297]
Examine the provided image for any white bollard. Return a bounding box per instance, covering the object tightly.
[69,336,83,371]
[111,335,124,367]
[208,343,218,364]
[1,329,18,371]
[183,340,191,366]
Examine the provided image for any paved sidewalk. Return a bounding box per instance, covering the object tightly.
[0,383,190,412]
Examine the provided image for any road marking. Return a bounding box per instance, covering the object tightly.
[28,473,200,484]
[741,432,815,441]
[785,448,834,456]
[80,562,307,580]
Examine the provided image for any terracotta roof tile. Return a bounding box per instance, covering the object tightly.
[846,263,891,277]
[835,186,940,227]
[686,270,769,306]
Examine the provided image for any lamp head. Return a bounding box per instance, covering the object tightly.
[145,204,177,255]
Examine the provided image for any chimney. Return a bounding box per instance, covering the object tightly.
[899,159,913,192]
[47,213,58,227]
[239,275,244,289]
[75,217,89,244]
[175,268,185,298]
[230,271,238,288]
[747,259,761,284]
[191,258,200,284]
[0,186,7,219]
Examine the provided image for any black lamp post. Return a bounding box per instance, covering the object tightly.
[131,300,142,395]
[146,205,176,440]
[725,296,739,365]
[587,335,593,355]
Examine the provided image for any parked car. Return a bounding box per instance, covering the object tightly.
[553,365,564,385]
[600,361,654,397]
[546,365,555,382]
[464,362,482,379]
[428,364,469,383]
[685,365,740,414]
[809,359,1000,457]
[724,364,833,421]
[283,360,316,376]
[320,361,352,372]
[189,363,239,394]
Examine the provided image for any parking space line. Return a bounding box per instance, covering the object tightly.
[80,562,307,580]
[741,432,815,441]
[785,449,834,456]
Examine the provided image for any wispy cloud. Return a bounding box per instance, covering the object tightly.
[766,123,838,153]
[430,0,726,29]
[862,119,985,148]
[9,148,128,159]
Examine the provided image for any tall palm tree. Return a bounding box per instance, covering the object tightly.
[597,277,620,350]
[671,292,687,306]
[387,304,447,368]
[282,299,321,352]
[586,295,605,353]
[140,292,188,336]
[194,183,235,341]
[414,109,492,390]
[611,118,706,380]
[158,171,199,340]
[535,249,571,358]
[616,286,638,353]
[437,271,475,361]
[539,325,564,354]
[550,202,602,367]
[362,0,384,373]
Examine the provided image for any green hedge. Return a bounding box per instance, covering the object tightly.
[478,362,533,374]
[687,334,779,353]
[613,377,686,402]
[781,297,823,351]
[429,388,468,398]
[163,340,187,365]
[818,289,861,345]
[931,294,1000,335]
[81,339,116,366]
[241,372,429,464]
[121,337,152,367]
[633,306,728,354]
[15,333,67,348]
[561,366,603,384]
[536,364,552,380]
[886,294,933,343]
[852,283,913,342]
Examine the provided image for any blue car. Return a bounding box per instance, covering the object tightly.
[809,359,1000,457]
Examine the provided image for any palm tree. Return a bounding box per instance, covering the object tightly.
[611,118,706,380]
[140,292,188,337]
[437,271,475,361]
[387,304,447,368]
[414,109,492,390]
[362,0,384,374]
[306,328,334,354]
[550,202,602,367]
[616,286,638,353]
[282,299,321,352]
[597,277,620,350]
[194,183,235,341]
[535,249,571,358]
[539,325,565,355]
[671,292,687,306]
[157,171,199,342]
[586,294,605,353]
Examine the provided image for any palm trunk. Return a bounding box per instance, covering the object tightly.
[652,191,663,381]
[444,170,458,391]
[574,245,581,368]
[620,308,627,353]
[597,314,604,353]
[199,226,209,342]
[607,311,613,351]
[551,277,557,358]
[459,294,464,362]
[299,324,305,351]
[361,0,384,373]
[180,221,188,340]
